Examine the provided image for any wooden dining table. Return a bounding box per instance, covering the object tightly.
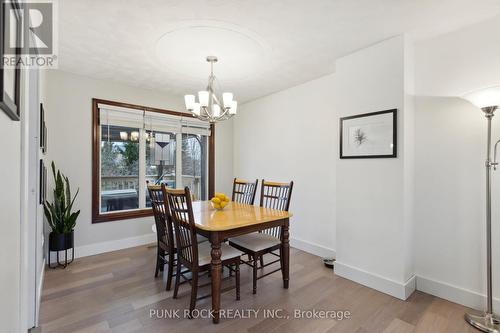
[190,200,293,324]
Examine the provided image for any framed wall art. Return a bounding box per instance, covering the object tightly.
[340,109,397,159]
[39,159,47,204]
[0,0,22,121]
[40,103,47,153]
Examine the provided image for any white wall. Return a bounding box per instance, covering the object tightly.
[415,15,500,97]
[234,74,336,258]
[0,112,21,332]
[413,15,500,310]
[414,96,500,309]
[44,70,233,255]
[334,35,415,300]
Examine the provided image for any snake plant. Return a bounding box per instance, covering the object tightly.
[43,161,80,234]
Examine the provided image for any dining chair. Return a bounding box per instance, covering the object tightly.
[163,185,242,317]
[229,180,294,294]
[231,178,258,205]
[147,184,176,290]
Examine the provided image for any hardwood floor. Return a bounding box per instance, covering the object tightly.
[40,245,479,333]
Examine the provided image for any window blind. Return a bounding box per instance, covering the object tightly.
[98,103,211,136]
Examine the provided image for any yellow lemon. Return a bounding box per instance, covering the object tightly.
[220,201,227,208]
[211,197,221,204]
[214,203,221,209]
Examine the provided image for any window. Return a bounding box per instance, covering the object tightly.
[92,99,214,223]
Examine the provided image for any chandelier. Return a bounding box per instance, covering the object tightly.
[184,56,237,123]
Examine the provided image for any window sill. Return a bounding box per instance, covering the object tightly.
[92,208,153,223]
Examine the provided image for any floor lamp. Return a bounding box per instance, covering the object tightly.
[463,86,500,333]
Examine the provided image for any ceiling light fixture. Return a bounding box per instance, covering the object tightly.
[184,56,237,123]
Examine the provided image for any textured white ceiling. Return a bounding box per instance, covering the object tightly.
[58,0,500,103]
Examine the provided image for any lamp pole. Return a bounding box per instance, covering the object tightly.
[465,105,500,333]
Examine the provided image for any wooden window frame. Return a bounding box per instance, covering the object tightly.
[92,98,215,223]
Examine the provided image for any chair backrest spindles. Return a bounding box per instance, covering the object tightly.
[148,184,174,250]
[232,178,258,205]
[162,186,198,269]
[260,180,294,238]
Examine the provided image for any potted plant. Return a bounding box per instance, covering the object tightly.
[43,161,80,256]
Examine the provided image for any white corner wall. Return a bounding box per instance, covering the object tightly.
[414,96,500,310]
[334,35,416,300]
[234,74,337,258]
[414,15,500,311]
[0,112,21,332]
[43,70,233,256]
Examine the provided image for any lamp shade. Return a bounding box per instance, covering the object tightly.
[229,101,237,115]
[212,104,221,117]
[184,95,195,110]
[462,86,500,109]
[198,91,209,107]
[192,102,201,116]
[223,92,233,108]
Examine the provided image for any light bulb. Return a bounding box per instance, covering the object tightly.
[130,131,139,141]
[184,95,195,110]
[462,86,500,109]
[198,91,209,107]
[223,92,233,108]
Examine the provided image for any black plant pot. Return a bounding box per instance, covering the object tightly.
[48,230,74,268]
[49,231,74,251]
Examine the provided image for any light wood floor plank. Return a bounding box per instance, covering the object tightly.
[39,244,478,333]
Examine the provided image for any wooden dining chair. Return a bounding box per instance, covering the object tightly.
[229,180,294,294]
[147,184,176,291]
[231,178,258,205]
[163,185,242,317]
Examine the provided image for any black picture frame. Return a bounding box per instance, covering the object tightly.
[0,0,22,121]
[40,103,47,153]
[339,109,397,159]
[39,159,47,204]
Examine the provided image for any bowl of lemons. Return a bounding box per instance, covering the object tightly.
[210,193,230,210]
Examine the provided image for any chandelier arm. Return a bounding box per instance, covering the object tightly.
[219,107,230,119]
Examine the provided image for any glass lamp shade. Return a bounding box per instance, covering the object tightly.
[462,86,500,109]
[184,95,195,110]
[130,131,139,141]
[223,92,233,108]
[120,131,128,141]
[198,91,209,107]
[229,101,238,115]
[212,104,221,117]
[192,102,201,116]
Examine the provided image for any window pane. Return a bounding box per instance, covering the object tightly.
[182,134,208,201]
[100,125,140,212]
[145,131,177,207]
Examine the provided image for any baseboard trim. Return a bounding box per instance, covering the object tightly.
[74,233,156,259]
[416,275,500,311]
[35,259,45,327]
[290,237,336,258]
[334,261,415,300]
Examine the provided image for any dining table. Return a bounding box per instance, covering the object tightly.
[190,200,293,324]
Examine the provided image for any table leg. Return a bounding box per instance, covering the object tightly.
[210,236,222,324]
[281,218,290,289]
